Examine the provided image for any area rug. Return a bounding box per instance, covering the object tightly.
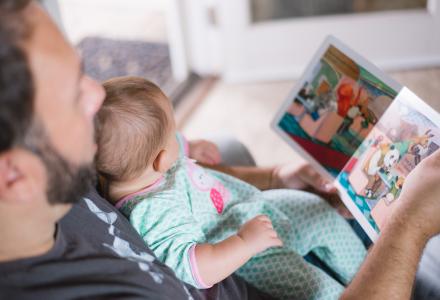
[77,37,178,96]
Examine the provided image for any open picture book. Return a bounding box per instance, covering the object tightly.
[272,36,440,242]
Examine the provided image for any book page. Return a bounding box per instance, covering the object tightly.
[335,87,440,242]
[272,36,400,179]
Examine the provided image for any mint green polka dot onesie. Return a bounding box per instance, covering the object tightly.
[116,134,367,300]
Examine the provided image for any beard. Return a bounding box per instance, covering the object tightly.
[41,145,96,205]
[24,121,96,205]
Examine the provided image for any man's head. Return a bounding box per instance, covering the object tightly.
[0,1,104,221]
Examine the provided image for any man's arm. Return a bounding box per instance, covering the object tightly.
[341,217,428,299]
[201,162,335,193]
[201,164,274,190]
[343,149,440,299]
[202,163,352,216]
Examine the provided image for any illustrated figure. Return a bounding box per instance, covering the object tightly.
[379,176,405,206]
[363,143,403,198]
[337,105,361,134]
[336,82,354,118]
[363,130,435,199]
[336,80,372,140]
[408,129,434,165]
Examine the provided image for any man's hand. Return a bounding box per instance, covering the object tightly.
[393,149,440,240]
[237,215,283,255]
[188,139,221,166]
[271,162,335,192]
[342,150,440,300]
[271,163,352,218]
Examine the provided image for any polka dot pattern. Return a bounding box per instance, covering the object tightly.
[121,135,367,299]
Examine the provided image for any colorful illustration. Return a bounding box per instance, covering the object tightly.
[279,45,397,173]
[337,98,440,232]
[273,38,440,241]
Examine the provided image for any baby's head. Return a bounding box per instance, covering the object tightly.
[95,76,179,190]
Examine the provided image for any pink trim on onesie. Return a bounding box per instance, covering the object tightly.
[115,176,164,209]
[189,244,212,289]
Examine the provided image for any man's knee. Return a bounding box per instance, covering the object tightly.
[209,134,256,167]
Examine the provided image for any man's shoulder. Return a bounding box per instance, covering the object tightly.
[0,187,274,300]
[0,188,191,300]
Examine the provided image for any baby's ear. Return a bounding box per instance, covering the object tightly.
[153,150,168,173]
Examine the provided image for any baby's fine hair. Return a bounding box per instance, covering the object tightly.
[95,76,169,183]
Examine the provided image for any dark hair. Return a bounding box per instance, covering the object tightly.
[0,0,34,153]
[0,1,97,206]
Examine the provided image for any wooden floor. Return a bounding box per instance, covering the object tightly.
[181,68,440,167]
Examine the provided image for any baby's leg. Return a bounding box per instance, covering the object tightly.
[263,189,367,284]
[237,248,344,300]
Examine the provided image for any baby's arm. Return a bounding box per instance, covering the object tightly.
[195,215,282,287]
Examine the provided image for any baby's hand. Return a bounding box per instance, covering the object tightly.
[237,215,283,255]
[188,139,222,165]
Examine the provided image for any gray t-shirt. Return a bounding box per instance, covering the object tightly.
[0,188,274,300]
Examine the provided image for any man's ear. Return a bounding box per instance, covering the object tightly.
[152,150,168,173]
[0,150,37,204]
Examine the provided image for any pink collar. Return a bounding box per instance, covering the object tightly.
[115,176,164,209]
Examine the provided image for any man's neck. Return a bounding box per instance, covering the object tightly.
[0,216,56,262]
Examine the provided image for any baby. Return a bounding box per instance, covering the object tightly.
[95,76,366,300]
